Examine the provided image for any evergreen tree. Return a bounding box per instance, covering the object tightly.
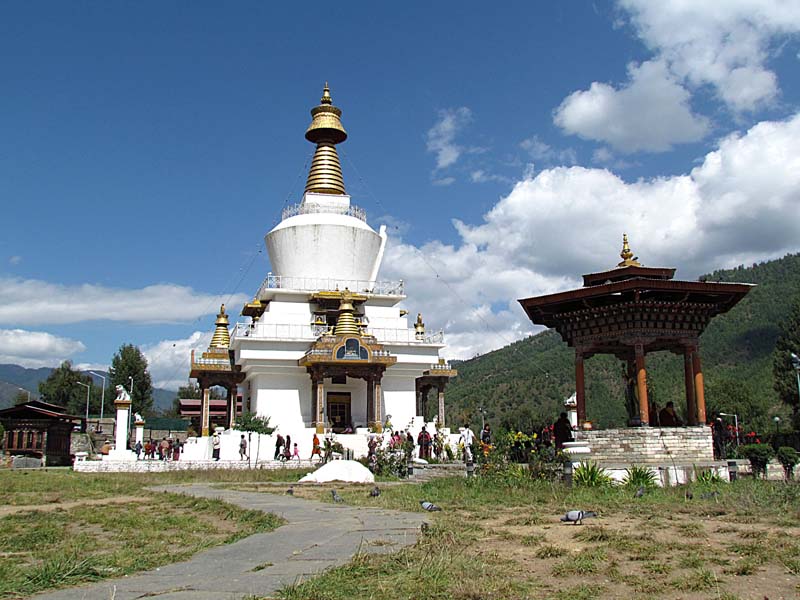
[37,361,100,415]
[773,295,800,426]
[108,344,154,416]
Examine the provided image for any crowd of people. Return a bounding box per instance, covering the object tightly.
[135,437,182,461]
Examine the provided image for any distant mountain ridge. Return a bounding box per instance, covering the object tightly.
[443,253,800,434]
[0,364,175,413]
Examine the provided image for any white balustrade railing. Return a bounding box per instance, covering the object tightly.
[256,274,404,298]
[282,202,367,222]
[232,322,445,345]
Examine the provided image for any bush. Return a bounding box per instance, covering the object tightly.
[776,446,799,480]
[622,465,658,489]
[574,461,613,487]
[740,444,774,478]
[369,448,408,478]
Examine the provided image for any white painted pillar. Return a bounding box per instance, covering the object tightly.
[115,403,131,451]
[134,418,145,446]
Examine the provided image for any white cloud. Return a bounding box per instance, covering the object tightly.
[470,170,512,185]
[8,256,21,265]
[0,278,248,326]
[0,329,86,368]
[554,60,710,153]
[619,0,800,112]
[143,331,211,390]
[520,136,577,165]
[426,107,472,170]
[383,113,800,359]
[432,176,456,187]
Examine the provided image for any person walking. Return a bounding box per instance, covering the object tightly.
[134,440,142,460]
[211,431,221,461]
[417,426,432,459]
[239,434,248,460]
[292,442,300,461]
[172,438,181,461]
[459,423,476,462]
[274,433,285,460]
[310,434,322,461]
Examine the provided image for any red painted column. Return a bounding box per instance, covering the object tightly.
[635,344,649,426]
[684,346,697,425]
[575,351,586,424]
[693,350,707,424]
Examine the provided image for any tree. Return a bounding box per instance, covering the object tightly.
[237,412,275,467]
[37,361,100,415]
[109,344,154,416]
[772,295,800,427]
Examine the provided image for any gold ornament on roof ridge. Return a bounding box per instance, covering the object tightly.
[210,304,231,349]
[304,83,348,196]
[617,233,641,268]
[334,289,361,336]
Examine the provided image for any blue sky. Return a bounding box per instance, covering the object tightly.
[2,2,800,388]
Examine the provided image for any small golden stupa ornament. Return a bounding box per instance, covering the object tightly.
[617,233,641,268]
[333,290,361,336]
[209,304,231,349]
[414,313,425,340]
[304,83,348,196]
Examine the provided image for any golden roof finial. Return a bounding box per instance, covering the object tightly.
[210,304,231,349]
[304,83,347,196]
[334,289,361,336]
[617,233,641,268]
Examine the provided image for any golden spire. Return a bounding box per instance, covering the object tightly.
[617,233,641,267]
[334,290,361,336]
[210,304,231,349]
[415,313,425,340]
[304,83,347,196]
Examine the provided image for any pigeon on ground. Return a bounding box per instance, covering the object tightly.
[369,486,381,497]
[331,489,344,503]
[560,510,597,525]
[286,486,294,496]
[684,490,693,500]
[420,500,442,512]
[700,490,720,500]
[634,486,646,498]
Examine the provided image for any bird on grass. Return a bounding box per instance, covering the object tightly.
[684,489,693,501]
[560,510,596,525]
[369,486,381,497]
[700,490,720,500]
[286,486,294,496]
[634,486,646,498]
[331,489,344,503]
[420,500,442,512]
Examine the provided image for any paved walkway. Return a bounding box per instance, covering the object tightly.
[34,483,428,600]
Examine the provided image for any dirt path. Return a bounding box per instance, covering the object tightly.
[0,495,148,517]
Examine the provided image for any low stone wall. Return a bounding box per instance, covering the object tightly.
[73,458,317,473]
[578,426,713,465]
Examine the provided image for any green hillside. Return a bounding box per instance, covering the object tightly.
[443,253,800,434]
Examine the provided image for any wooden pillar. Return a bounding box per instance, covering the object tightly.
[692,350,707,424]
[201,387,211,436]
[366,376,375,427]
[684,347,697,425]
[437,383,446,428]
[227,386,236,429]
[575,351,586,424]
[374,377,383,432]
[316,376,325,434]
[635,344,649,426]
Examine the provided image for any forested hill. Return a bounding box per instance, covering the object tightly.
[443,253,800,433]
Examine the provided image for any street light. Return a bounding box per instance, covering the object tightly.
[774,415,781,434]
[75,381,91,423]
[719,412,740,447]
[127,376,134,435]
[89,371,106,430]
[791,352,800,405]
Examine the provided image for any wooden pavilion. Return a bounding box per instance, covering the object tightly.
[518,235,752,427]
[0,400,84,466]
[188,305,245,436]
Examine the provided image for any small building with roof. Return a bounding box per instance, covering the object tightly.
[0,400,85,466]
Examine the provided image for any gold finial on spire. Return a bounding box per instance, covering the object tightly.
[210,304,231,349]
[617,233,641,268]
[333,289,361,336]
[414,313,425,340]
[304,83,347,196]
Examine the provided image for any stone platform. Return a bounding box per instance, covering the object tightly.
[575,425,713,464]
[73,458,318,473]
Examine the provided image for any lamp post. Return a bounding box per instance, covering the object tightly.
[89,371,106,431]
[719,412,740,447]
[75,381,91,423]
[791,352,800,406]
[478,406,486,431]
[774,416,781,434]
[127,377,134,435]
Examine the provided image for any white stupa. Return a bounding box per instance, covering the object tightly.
[222,85,456,458]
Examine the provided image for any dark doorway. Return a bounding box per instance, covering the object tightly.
[327,392,352,433]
